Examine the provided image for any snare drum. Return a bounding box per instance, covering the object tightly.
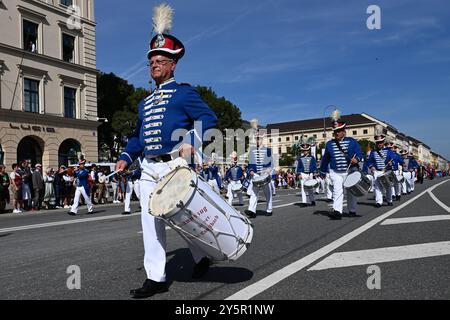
[344,171,371,197]
[252,173,271,187]
[377,170,396,190]
[149,166,253,261]
[303,179,318,191]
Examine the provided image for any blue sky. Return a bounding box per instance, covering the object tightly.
[95,0,450,159]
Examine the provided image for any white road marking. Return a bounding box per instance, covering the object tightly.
[428,191,450,213]
[225,179,449,300]
[381,215,450,225]
[0,212,141,234]
[308,241,450,271]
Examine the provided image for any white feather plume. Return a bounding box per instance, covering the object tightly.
[375,124,384,136]
[331,109,341,121]
[153,3,173,35]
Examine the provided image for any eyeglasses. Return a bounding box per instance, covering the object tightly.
[148,59,174,67]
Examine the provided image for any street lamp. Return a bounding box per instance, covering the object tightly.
[97,117,108,123]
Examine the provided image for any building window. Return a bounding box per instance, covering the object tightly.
[313,134,317,138]
[363,129,368,134]
[23,20,38,53]
[295,136,299,141]
[269,139,272,143]
[286,137,290,142]
[322,133,326,138]
[64,87,76,118]
[287,147,291,154]
[278,138,282,142]
[24,78,39,113]
[352,130,357,135]
[62,34,75,62]
[278,147,282,154]
[60,0,73,6]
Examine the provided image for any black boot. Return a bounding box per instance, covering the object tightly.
[244,210,256,218]
[192,257,211,279]
[329,211,342,220]
[130,279,168,299]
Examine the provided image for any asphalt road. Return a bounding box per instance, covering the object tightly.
[0,177,449,300]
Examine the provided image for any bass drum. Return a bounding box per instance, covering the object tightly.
[149,166,253,262]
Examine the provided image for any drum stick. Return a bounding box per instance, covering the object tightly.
[346,154,356,173]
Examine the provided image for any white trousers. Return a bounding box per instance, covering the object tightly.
[402,171,415,194]
[329,169,357,214]
[392,170,402,197]
[373,170,393,205]
[139,158,204,282]
[226,181,244,206]
[315,177,325,194]
[124,180,140,212]
[247,180,273,214]
[270,180,276,195]
[299,173,315,204]
[208,179,220,194]
[70,186,93,213]
[325,174,333,200]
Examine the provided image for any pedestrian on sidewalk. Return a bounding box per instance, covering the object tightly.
[0,164,10,214]
[9,163,23,213]
[32,164,44,211]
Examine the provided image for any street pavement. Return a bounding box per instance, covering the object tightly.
[0,178,449,300]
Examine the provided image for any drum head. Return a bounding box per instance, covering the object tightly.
[304,179,318,187]
[344,171,361,188]
[149,167,196,217]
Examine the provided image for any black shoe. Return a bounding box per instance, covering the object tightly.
[311,201,316,206]
[265,211,273,216]
[192,257,211,279]
[388,202,394,206]
[326,199,333,203]
[299,203,308,208]
[67,211,76,216]
[244,210,257,218]
[130,279,168,299]
[348,212,357,217]
[122,211,131,215]
[375,203,382,208]
[329,211,342,220]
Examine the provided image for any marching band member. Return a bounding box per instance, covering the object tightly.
[115,4,218,299]
[122,158,142,215]
[367,133,396,207]
[225,153,244,206]
[67,159,94,215]
[319,113,363,219]
[401,150,419,194]
[296,143,317,207]
[245,132,274,218]
[206,161,221,194]
[387,143,404,201]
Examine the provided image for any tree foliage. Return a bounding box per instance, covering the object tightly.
[195,86,242,131]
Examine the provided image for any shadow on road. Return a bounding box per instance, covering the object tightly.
[165,248,253,284]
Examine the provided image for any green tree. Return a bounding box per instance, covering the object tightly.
[279,154,295,167]
[358,139,375,155]
[97,72,135,148]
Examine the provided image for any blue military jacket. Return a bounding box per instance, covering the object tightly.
[320,137,363,173]
[118,78,218,165]
[296,155,317,174]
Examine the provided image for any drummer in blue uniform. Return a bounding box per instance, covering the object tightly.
[115,4,218,299]
[225,152,244,206]
[367,133,396,207]
[386,142,404,201]
[319,114,363,219]
[401,149,419,194]
[67,159,94,215]
[122,157,142,215]
[296,142,317,207]
[245,131,274,218]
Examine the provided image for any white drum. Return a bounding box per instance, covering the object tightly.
[231,181,243,192]
[396,174,404,183]
[252,173,271,187]
[344,171,371,197]
[149,166,253,262]
[303,179,318,191]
